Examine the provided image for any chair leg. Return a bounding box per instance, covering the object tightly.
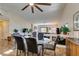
[23,51,26,56]
[37,53,40,56]
[42,49,44,56]
[42,45,44,56]
[27,52,29,56]
[16,49,18,56]
[44,49,46,54]
[24,52,26,56]
[32,53,34,56]
[54,51,56,56]
[20,50,21,53]
[20,50,21,55]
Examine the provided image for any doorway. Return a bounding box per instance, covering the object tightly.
[0,20,9,41]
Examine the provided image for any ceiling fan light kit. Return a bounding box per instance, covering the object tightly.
[29,3,34,6]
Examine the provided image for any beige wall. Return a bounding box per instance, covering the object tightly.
[8,15,31,34]
[60,3,79,38]
[0,9,32,35]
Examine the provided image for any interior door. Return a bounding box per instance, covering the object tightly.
[0,21,3,41]
[0,20,9,41]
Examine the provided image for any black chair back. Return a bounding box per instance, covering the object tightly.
[38,33,44,40]
[32,32,36,38]
[56,28,60,34]
[26,38,38,53]
[32,32,44,40]
[13,36,26,52]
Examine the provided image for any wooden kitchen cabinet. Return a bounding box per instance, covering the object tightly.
[66,39,79,56]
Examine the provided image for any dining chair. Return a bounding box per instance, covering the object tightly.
[44,36,59,56]
[32,32,44,40]
[38,33,44,40]
[26,38,44,56]
[13,36,26,56]
[32,32,36,38]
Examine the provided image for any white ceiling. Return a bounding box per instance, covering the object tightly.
[0,3,66,23]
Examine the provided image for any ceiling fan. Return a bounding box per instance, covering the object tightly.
[21,3,51,13]
[0,13,3,16]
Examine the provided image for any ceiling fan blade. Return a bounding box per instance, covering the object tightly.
[35,3,51,6]
[34,5,43,12]
[31,6,34,13]
[21,4,29,11]
[0,13,2,16]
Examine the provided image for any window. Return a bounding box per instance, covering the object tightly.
[73,11,79,30]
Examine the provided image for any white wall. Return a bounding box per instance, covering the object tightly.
[60,3,79,38]
[0,9,31,35]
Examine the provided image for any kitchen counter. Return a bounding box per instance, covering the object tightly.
[66,38,79,56]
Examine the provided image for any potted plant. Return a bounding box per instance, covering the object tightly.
[28,28,32,33]
[60,25,70,35]
[22,28,28,34]
[13,29,18,33]
[27,28,32,37]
